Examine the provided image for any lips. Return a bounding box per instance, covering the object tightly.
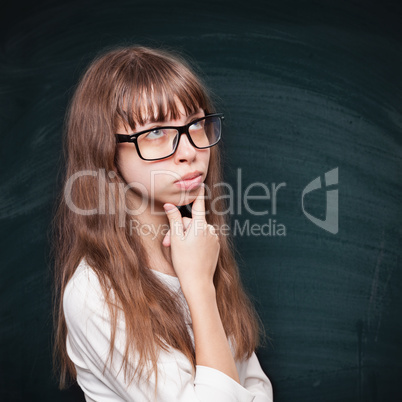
[174,171,203,190]
[175,171,202,182]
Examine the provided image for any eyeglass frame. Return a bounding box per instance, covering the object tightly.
[115,113,224,161]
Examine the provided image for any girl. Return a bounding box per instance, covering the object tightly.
[52,45,273,401]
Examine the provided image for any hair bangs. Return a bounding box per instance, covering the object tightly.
[115,56,212,133]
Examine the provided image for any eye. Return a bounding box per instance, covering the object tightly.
[145,129,165,140]
[190,120,204,130]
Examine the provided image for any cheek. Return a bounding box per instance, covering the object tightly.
[204,148,211,168]
[117,148,165,198]
[117,146,146,185]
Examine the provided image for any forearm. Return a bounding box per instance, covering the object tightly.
[184,284,240,384]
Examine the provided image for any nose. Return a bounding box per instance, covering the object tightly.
[174,133,197,162]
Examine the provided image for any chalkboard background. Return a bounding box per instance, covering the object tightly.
[1,0,401,401]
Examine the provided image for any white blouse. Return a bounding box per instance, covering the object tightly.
[63,259,273,401]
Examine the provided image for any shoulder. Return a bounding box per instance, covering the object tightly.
[63,259,107,326]
[64,258,103,301]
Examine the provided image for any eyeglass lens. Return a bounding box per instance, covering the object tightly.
[136,115,221,160]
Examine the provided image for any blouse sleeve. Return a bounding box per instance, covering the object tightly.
[63,266,273,402]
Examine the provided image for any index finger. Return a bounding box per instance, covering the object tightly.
[191,185,206,224]
[163,203,184,238]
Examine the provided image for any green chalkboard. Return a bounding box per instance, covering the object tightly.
[1,1,401,401]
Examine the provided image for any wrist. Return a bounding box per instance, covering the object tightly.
[181,281,216,306]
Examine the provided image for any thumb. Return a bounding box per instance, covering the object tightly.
[163,203,184,238]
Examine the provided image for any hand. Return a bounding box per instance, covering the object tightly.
[162,217,192,248]
[163,185,220,294]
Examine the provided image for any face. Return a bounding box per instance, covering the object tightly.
[116,101,210,212]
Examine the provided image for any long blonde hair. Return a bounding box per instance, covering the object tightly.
[52,45,265,391]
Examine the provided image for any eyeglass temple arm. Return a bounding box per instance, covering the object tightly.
[116,134,134,143]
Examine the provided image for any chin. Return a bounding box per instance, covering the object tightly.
[169,191,199,207]
[173,197,196,207]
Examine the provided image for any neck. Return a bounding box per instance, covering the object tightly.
[128,196,176,276]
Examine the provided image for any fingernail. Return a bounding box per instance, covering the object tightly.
[163,204,175,212]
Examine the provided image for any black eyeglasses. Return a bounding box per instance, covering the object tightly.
[115,113,224,161]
